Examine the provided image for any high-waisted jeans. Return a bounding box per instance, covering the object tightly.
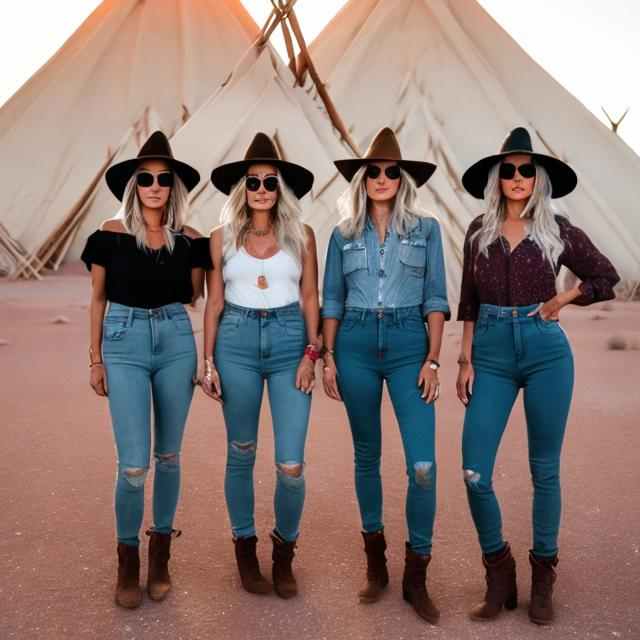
[102,302,196,547]
[462,303,574,557]
[215,301,311,542]
[335,306,436,555]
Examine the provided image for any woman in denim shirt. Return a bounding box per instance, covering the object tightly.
[322,128,449,624]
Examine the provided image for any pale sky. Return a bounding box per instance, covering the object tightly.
[1,0,638,154]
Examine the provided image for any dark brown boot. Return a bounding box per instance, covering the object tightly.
[270,530,297,598]
[402,543,440,624]
[115,542,143,608]
[469,543,518,621]
[357,530,389,603]
[233,535,272,594]
[528,551,558,625]
[146,529,180,601]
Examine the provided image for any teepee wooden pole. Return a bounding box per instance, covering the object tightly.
[286,8,360,156]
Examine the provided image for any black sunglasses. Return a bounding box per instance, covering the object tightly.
[499,162,536,180]
[246,176,279,192]
[136,171,174,188]
[366,165,401,180]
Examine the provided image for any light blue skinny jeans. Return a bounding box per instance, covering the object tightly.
[215,301,311,542]
[103,302,196,547]
[462,303,574,557]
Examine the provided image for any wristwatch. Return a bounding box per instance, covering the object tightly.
[427,359,440,370]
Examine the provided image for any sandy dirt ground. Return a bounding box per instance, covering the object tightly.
[1,264,639,640]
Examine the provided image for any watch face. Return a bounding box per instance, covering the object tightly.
[429,363,438,370]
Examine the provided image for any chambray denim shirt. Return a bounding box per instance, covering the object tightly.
[322,215,450,320]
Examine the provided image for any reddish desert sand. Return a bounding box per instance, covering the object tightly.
[1,264,639,640]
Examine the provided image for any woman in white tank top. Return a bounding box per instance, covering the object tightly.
[202,132,320,599]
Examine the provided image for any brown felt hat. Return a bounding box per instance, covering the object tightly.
[105,131,200,201]
[334,127,437,187]
[462,127,577,199]
[210,132,314,199]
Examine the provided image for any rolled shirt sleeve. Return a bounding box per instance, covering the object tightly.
[321,231,346,319]
[421,218,451,320]
[558,218,620,305]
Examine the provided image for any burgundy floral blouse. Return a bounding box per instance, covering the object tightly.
[457,214,620,321]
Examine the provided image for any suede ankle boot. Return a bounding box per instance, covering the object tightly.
[528,551,558,625]
[469,543,518,621]
[115,542,143,608]
[402,543,440,624]
[270,530,297,598]
[146,529,180,601]
[233,535,272,594]
[357,530,389,603]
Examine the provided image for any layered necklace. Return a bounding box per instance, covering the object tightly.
[243,219,275,289]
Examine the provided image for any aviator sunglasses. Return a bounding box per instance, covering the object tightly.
[136,171,174,188]
[245,175,279,192]
[366,164,401,180]
[499,162,536,180]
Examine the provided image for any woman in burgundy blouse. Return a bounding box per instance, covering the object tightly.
[456,127,619,626]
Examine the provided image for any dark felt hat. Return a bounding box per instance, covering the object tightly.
[462,127,577,199]
[105,131,200,201]
[334,127,437,187]
[210,132,314,199]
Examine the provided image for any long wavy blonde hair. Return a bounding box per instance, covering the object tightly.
[121,168,189,252]
[219,169,307,263]
[471,161,564,268]
[337,165,433,239]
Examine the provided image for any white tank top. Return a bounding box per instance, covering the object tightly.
[223,247,302,308]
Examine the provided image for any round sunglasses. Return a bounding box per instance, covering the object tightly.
[245,175,279,192]
[136,171,174,188]
[366,165,401,180]
[499,162,536,180]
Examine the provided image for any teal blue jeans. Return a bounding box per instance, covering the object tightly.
[462,303,574,557]
[215,302,311,542]
[335,306,436,555]
[103,302,196,547]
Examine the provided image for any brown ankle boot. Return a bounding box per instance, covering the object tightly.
[233,535,272,594]
[402,543,440,624]
[270,530,297,598]
[146,529,180,601]
[115,542,143,608]
[528,551,558,625]
[469,543,518,621]
[357,530,389,603]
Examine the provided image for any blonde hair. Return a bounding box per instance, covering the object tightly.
[121,169,189,252]
[337,165,433,239]
[219,169,307,263]
[471,162,564,268]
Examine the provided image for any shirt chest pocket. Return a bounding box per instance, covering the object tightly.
[342,243,368,276]
[399,238,426,278]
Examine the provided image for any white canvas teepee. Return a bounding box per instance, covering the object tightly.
[165,41,354,262]
[309,0,640,296]
[0,0,259,273]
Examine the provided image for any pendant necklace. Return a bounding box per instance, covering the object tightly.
[245,233,270,289]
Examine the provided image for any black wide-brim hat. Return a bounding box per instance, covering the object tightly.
[334,126,437,187]
[105,131,200,201]
[462,127,577,199]
[211,132,314,199]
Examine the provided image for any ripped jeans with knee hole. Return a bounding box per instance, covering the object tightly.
[335,306,437,555]
[103,302,196,547]
[461,304,574,557]
[215,302,311,542]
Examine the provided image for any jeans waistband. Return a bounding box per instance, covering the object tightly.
[224,300,301,320]
[106,301,187,322]
[344,305,422,321]
[478,303,539,321]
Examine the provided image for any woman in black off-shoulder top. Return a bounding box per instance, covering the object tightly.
[81,132,211,609]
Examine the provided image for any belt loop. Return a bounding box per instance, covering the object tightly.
[127,306,135,327]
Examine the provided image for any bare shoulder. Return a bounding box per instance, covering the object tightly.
[100,218,127,233]
[303,223,316,241]
[181,224,202,239]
